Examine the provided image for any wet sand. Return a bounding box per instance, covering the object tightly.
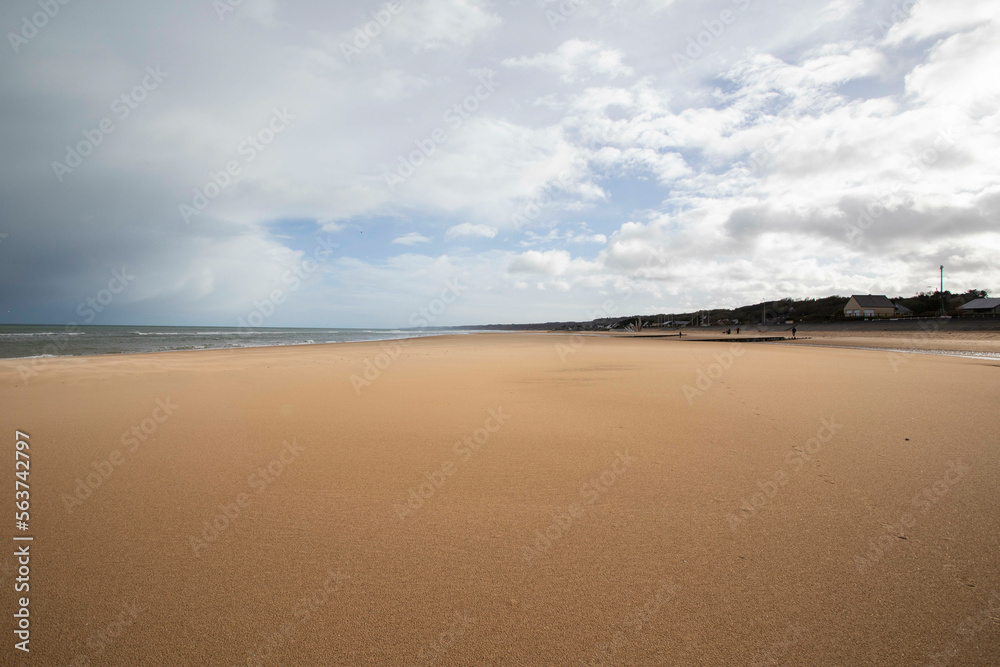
[1,333,998,665]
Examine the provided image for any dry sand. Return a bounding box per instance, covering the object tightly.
[1,333,998,665]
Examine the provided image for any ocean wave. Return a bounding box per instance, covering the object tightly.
[1,329,466,359]
[0,331,84,336]
[131,330,282,336]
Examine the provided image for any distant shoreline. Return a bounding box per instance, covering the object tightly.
[3,322,999,363]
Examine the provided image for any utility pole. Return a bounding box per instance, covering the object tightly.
[940,265,945,316]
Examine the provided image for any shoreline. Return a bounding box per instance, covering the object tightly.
[4,326,1000,364]
[0,329,513,362]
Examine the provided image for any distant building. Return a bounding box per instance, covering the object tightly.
[845,294,895,318]
[894,303,912,316]
[959,297,1000,315]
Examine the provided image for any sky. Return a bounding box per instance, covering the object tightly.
[1,0,998,328]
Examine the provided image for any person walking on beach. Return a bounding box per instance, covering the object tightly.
[792,326,797,339]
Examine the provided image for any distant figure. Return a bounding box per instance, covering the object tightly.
[736,327,740,334]
[726,328,731,335]
[792,326,797,339]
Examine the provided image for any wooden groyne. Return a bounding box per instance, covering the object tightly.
[691,336,790,342]
[624,334,794,342]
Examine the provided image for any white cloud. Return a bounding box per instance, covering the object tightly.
[819,0,862,21]
[509,250,573,275]
[387,0,502,52]
[392,232,432,245]
[884,0,997,45]
[503,40,635,83]
[4,0,999,328]
[904,22,1000,111]
[445,223,498,240]
[570,232,607,244]
[318,219,347,232]
[383,115,596,226]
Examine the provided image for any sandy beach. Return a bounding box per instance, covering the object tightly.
[2,333,998,665]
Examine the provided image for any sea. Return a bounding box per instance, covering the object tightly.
[0,324,476,360]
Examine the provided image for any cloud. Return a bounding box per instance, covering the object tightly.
[503,40,635,82]
[569,232,607,244]
[1,0,998,328]
[884,0,997,45]
[392,232,432,245]
[382,115,594,226]
[509,250,573,275]
[445,223,497,240]
[386,0,502,52]
[318,219,347,232]
[370,69,429,100]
